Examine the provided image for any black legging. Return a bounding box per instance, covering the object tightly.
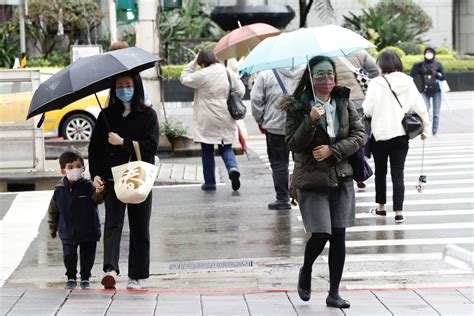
[301,228,346,295]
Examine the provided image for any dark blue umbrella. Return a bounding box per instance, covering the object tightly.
[27,47,159,124]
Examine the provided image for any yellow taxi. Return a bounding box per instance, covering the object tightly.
[0,71,108,140]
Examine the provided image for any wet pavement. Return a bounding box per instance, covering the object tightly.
[0,92,473,314]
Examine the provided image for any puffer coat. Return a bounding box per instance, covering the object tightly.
[279,86,365,189]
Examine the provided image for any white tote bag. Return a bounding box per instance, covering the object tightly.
[111,141,158,204]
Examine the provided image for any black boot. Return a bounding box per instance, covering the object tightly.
[268,199,291,210]
[326,293,351,308]
[297,267,311,301]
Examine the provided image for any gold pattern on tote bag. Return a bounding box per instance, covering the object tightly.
[121,166,147,189]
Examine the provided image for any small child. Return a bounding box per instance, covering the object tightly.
[48,150,105,289]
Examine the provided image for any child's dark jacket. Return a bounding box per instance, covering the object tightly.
[47,177,104,243]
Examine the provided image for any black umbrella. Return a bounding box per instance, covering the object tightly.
[27,47,159,124]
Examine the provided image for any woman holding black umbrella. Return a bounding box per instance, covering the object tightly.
[89,72,159,290]
[279,56,364,307]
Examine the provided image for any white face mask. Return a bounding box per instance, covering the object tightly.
[66,168,83,182]
[425,52,434,60]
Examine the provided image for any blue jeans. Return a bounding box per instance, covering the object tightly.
[422,91,441,134]
[200,143,239,186]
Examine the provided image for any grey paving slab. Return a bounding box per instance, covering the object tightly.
[372,290,439,315]
[184,164,197,181]
[0,288,25,297]
[0,296,20,315]
[157,164,172,180]
[343,291,391,315]
[155,293,201,316]
[57,290,114,316]
[287,292,344,316]
[112,291,158,300]
[8,289,68,316]
[107,299,157,315]
[244,292,296,315]
[170,164,185,180]
[201,294,248,315]
[416,289,474,315]
[458,288,474,302]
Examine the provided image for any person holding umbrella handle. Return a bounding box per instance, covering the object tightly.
[278,56,365,308]
[89,72,160,290]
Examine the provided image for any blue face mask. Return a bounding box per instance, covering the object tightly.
[116,87,134,103]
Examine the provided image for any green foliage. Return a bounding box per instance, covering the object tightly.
[435,47,456,56]
[161,64,185,80]
[380,46,406,58]
[25,0,103,57]
[401,54,474,72]
[375,0,432,33]
[162,119,188,141]
[0,20,20,68]
[396,42,424,55]
[343,0,431,49]
[27,50,70,67]
[120,30,136,48]
[158,0,215,64]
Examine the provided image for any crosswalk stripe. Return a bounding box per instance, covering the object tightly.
[347,222,474,232]
[355,187,474,198]
[345,237,474,248]
[0,191,52,287]
[356,198,474,207]
[355,209,474,218]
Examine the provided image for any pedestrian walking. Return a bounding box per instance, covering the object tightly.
[363,51,431,223]
[48,150,104,289]
[279,56,365,307]
[410,47,445,135]
[250,66,304,210]
[88,72,160,290]
[333,50,379,189]
[181,49,245,191]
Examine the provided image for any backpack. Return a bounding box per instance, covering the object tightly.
[421,63,438,93]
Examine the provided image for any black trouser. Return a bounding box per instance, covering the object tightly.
[371,135,409,211]
[63,241,97,281]
[266,132,290,201]
[103,181,152,279]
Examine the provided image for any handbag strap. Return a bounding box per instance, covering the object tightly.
[225,69,234,93]
[132,141,142,161]
[272,69,288,95]
[382,76,403,109]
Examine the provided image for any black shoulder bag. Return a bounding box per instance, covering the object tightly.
[383,76,423,139]
[225,70,247,120]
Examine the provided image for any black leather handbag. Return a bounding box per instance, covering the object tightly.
[383,76,423,139]
[225,70,246,120]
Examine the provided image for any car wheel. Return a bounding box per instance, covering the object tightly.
[61,113,95,140]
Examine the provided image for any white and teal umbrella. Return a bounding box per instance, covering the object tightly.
[239,25,376,75]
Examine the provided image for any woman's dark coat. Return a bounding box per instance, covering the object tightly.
[88,106,160,181]
[279,86,365,189]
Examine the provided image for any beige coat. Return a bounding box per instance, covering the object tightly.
[181,61,245,144]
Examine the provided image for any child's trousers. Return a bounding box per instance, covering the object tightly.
[62,241,97,280]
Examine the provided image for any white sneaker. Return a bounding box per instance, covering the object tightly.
[101,270,117,289]
[127,278,141,290]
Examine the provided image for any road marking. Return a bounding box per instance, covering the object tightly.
[0,191,51,287]
[344,269,472,278]
[356,198,474,207]
[355,209,474,218]
[347,222,474,232]
[355,187,474,198]
[345,237,474,248]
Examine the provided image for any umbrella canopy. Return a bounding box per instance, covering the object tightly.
[214,23,281,61]
[238,25,376,75]
[27,47,158,119]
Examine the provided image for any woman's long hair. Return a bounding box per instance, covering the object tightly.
[109,72,147,112]
[293,56,337,100]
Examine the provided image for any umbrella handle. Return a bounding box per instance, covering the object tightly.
[95,92,111,132]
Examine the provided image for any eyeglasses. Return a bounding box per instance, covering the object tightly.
[311,71,334,79]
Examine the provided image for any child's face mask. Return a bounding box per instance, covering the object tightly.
[66,168,84,182]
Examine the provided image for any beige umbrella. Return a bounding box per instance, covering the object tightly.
[214,23,281,61]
